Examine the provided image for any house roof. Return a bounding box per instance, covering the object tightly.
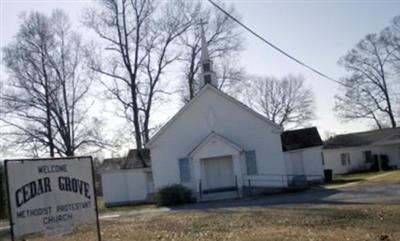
[99,157,126,172]
[323,127,400,149]
[100,149,151,171]
[146,84,282,148]
[281,127,323,152]
[188,131,243,157]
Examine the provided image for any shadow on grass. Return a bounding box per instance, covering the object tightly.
[169,188,371,212]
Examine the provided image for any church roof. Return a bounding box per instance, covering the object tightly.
[145,85,282,148]
[188,131,243,157]
[281,127,323,152]
[100,149,151,171]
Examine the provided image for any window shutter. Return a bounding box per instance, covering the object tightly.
[179,158,190,182]
[245,150,257,175]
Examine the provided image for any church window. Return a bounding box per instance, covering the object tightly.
[245,150,258,175]
[179,158,190,182]
[340,153,350,166]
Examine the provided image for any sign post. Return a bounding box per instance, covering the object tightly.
[4,156,101,240]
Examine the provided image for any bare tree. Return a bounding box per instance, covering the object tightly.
[2,10,99,157]
[2,12,57,157]
[84,0,192,163]
[178,0,244,102]
[335,25,398,128]
[247,75,315,129]
[48,10,102,156]
[382,16,400,122]
[138,1,193,143]
[382,16,400,72]
[84,0,154,157]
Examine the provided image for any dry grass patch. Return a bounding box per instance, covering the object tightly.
[367,171,400,183]
[3,204,399,241]
[348,170,400,189]
[323,170,400,188]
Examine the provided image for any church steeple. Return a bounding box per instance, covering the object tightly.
[200,21,217,88]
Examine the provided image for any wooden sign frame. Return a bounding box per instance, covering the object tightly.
[4,156,102,241]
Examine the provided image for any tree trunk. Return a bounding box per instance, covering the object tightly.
[385,94,397,128]
[42,54,55,157]
[188,47,197,100]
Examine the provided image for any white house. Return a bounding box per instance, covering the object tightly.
[143,26,324,201]
[323,128,400,174]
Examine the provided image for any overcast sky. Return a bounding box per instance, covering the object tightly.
[1,0,399,140]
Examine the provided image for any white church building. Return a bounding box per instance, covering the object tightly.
[101,26,325,205]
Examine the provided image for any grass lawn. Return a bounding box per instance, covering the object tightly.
[323,170,399,187]
[0,198,157,227]
[366,170,400,183]
[335,171,382,181]
[1,171,399,241]
[2,204,399,241]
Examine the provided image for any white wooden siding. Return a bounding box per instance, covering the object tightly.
[149,88,286,193]
[323,144,400,174]
[101,169,152,206]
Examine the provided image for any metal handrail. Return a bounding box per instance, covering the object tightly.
[242,173,324,189]
[235,175,239,196]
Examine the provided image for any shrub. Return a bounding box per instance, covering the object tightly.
[154,184,193,207]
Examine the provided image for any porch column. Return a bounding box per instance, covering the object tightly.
[232,153,243,196]
[192,157,202,201]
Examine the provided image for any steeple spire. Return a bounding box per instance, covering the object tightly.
[200,20,217,88]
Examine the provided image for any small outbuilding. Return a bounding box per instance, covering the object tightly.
[100,149,154,207]
[281,127,325,185]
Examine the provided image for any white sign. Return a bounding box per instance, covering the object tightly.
[5,157,98,238]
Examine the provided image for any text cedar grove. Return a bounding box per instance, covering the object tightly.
[15,177,91,208]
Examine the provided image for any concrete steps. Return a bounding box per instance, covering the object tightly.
[200,191,240,202]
